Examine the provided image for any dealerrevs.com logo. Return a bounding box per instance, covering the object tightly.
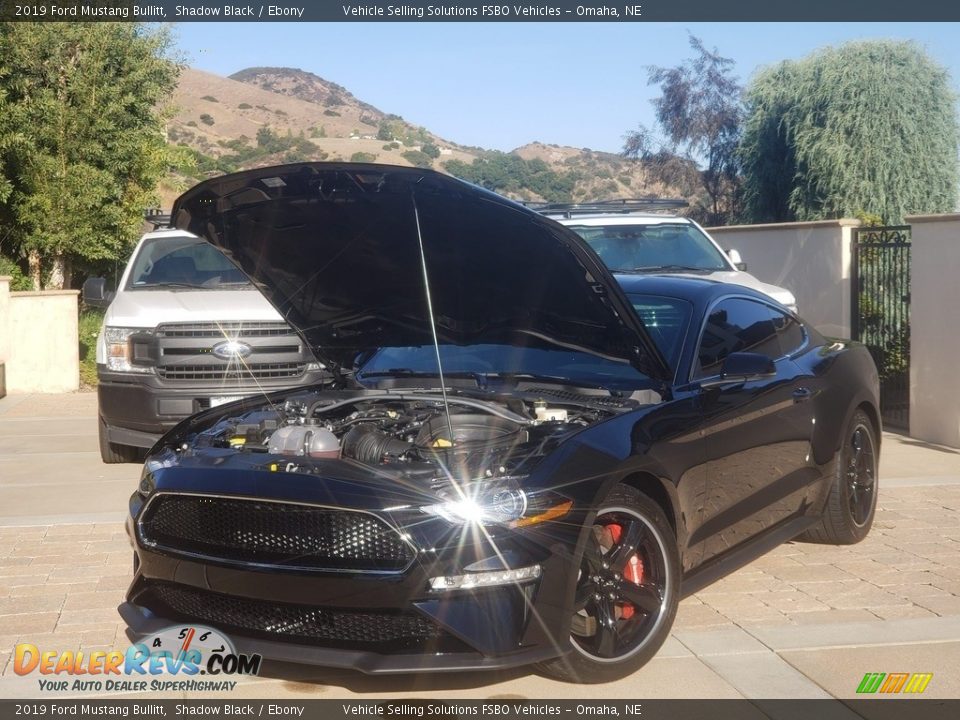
[14,625,262,693]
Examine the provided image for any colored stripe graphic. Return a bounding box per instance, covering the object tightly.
[903,673,933,694]
[857,673,886,693]
[857,672,932,694]
[880,673,909,693]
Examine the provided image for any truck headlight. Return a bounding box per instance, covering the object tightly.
[421,480,571,528]
[105,327,153,373]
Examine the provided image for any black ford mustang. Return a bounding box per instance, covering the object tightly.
[121,163,880,683]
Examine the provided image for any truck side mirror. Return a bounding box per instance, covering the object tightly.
[726,248,747,271]
[82,277,115,309]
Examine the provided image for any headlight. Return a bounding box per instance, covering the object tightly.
[421,480,572,528]
[138,462,158,497]
[105,327,153,373]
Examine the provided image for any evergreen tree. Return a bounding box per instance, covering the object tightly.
[740,40,959,224]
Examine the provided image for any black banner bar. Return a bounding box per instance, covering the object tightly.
[1,700,959,720]
[2,0,960,22]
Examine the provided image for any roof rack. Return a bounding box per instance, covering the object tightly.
[529,197,689,218]
[144,209,172,228]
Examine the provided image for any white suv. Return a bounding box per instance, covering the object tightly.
[540,203,798,313]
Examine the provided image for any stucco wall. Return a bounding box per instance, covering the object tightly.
[0,277,9,397]
[907,213,960,447]
[0,277,80,393]
[706,219,860,338]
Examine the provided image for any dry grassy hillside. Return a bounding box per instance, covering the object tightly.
[163,67,686,208]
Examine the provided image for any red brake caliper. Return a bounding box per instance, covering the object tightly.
[606,524,645,619]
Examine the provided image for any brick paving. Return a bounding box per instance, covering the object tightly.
[1,485,959,681]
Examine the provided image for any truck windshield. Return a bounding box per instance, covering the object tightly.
[127,236,251,290]
[568,223,730,273]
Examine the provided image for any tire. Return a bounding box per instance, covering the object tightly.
[536,484,680,684]
[98,415,141,464]
[799,409,878,545]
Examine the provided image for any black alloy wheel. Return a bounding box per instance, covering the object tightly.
[799,408,879,545]
[846,422,877,527]
[537,485,679,683]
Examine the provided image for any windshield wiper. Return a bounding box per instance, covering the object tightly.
[357,369,611,392]
[357,369,437,379]
[477,372,611,391]
[625,265,714,274]
[137,281,210,290]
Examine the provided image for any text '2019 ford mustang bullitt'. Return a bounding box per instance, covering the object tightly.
[120,163,880,683]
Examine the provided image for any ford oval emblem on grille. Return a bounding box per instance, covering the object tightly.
[211,340,253,360]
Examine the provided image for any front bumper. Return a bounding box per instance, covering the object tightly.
[98,368,328,447]
[123,471,582,673]
[119,600,561,674]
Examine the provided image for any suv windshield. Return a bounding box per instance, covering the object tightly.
[127,236,251,290]
[568,222,730,273]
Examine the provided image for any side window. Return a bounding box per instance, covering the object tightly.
[695,298,781,378]
[772,311,806,356]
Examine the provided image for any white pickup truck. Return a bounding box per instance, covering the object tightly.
[83,228,327,463]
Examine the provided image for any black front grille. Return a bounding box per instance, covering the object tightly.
[138,495,415,572]
[137,583,448,650]
[156,322,294,339]
[156,362,305,381]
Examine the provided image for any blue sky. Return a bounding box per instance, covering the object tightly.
[174,22,960,153]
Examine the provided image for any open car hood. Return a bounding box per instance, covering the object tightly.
[171,163,671,383]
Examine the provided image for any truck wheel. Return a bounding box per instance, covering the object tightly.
[98,415,140,464]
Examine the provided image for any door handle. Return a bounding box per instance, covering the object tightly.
[792,387,813,403]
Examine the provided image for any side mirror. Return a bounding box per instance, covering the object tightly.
[726,248,747,271]
[82,277,115,309]
[700,352,776,388]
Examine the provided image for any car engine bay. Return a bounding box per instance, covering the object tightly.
[171,388,659,484]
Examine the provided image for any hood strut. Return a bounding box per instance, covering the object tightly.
[412,192,457,447]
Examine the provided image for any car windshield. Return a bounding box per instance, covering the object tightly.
[357,294,691,388]
[568,222,730,272]
[126,236,251,290]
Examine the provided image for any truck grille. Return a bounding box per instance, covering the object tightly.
[136,583,447,649]
[138,495,416,573]
[156,362,305,381]
[151,321,310,383]
[155,322,294,339]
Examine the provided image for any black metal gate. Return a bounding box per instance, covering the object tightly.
[851,226,911,429]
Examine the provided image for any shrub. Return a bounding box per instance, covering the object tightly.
[350,152,377,163]
[199,113,214,126]
[201,95,218,102]
[238,102,252,109]
[323,109,341,117]
[421,142,441,159]
[402,150,433,168]
[0,255,33,291]
[78,308,105,387]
